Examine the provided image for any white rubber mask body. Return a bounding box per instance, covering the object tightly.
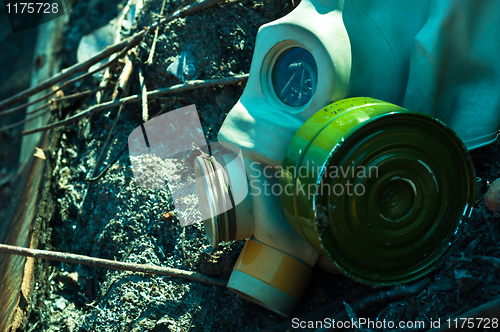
[210,0,500,315]
[403,0,500,148]
[219,0,500,168]
[217,0,429,274]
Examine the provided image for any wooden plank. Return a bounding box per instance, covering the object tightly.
[0,12,67,331]
[0,132,50,332]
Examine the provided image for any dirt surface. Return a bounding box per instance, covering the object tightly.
[0,0,499,331]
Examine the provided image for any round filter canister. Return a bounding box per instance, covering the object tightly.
[280,97,476,285]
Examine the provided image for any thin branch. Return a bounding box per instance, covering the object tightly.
[96,0,140,104]
[0,89,57,118]
[22,74,248,135]
[314,278,431,332]
[0,43,133,118]
[146,0,167,65]
[0,87,109,133]
[25,100,52,116]
[91,106,127,176]
[78,55,134,225]
[259,285,374,332]
[90,54,134,179]
[85,144,127,182]
[0,243,226,287]
[138,66,149,121]
[350,278,430,314]
[111,52,135,101]
[0,107,52,133]
[32,87,108,113]
[185,303,200,332]
[0,0,223,114]
[0,30,146,113]
[451,255,500,273]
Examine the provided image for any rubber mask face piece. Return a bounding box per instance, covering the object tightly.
[218,0,352,166]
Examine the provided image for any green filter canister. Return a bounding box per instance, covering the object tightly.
[280,97,475,285]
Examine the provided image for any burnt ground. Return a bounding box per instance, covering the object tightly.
[0,0,499,331]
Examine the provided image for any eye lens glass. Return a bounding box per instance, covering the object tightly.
[273,47,318,108]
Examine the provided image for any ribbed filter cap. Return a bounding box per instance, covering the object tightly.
[194,154,233,248]
[280,97,476,285]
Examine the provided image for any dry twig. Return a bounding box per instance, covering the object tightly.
[0,30,146,113]
[79,53,134,225]
[185,303,200,332]
[85,145,127,182]
[0,243,226,287]
[22,74,248,135]
[0,87,113,133]
[0,45,132,118]
[0,0,223,115]
[451,255,500,273]
[90,54,134,179]
[96,0,142,104]
[146,0,167,66]
[0,105,52,133]
[258,285,374,332]
[138,65,149,121]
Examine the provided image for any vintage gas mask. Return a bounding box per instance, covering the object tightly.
[193,0,500,316]
[131,0,500,317]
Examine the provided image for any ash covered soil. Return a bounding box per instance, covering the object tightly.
[3,0,497,331]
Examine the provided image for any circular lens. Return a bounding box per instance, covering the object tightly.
[273,47,318,108]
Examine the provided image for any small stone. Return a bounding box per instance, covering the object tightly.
[54,297,67,311]
[123,292,138,302]
[53,271,80,290]
[162,211,175,222]
[485,178,500,212]
[166,50,198,82]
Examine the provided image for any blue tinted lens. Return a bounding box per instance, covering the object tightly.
[273,47,318,108]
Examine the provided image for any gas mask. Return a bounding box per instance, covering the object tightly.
[131,0,500,317]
